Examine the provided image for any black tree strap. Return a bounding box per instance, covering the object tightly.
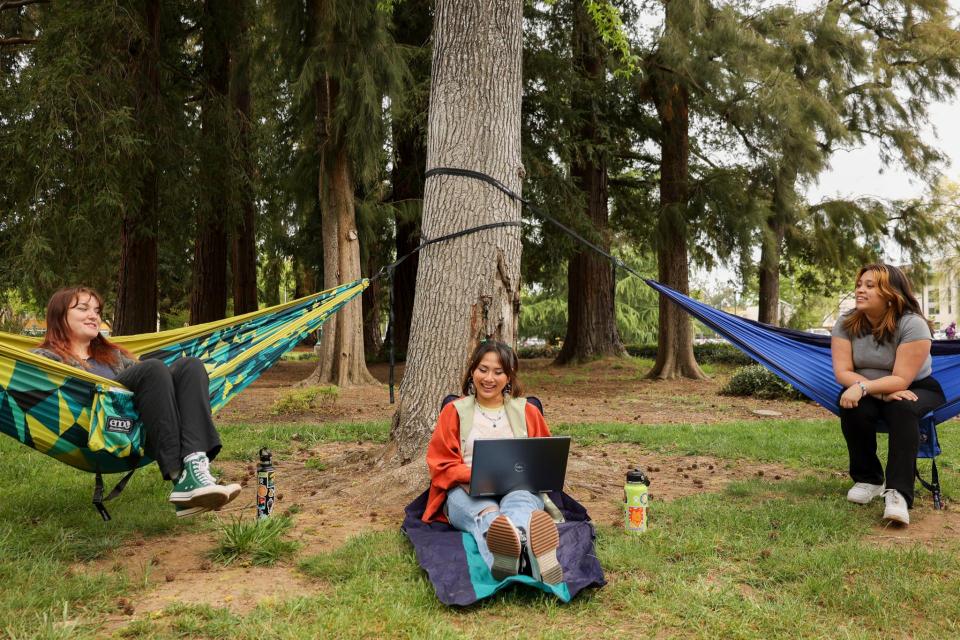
[92,468,138,521]
[375,166,646,404]
[424,167,644,280]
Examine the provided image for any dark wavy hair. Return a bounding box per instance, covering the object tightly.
[842,263,928,344]
[39,286,134,368]
[460,340,524,398]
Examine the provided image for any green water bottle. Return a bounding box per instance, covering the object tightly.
[624,468,651,534]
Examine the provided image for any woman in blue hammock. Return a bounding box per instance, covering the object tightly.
[34,286,240,517]
[831,264,944,525]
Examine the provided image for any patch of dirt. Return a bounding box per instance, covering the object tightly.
[865,500,960,549]
[95,439,800,625]
[88,357,949,628]
[217,357,833,426]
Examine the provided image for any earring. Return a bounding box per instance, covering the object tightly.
[503,382,512,396]
[467,380,476,395]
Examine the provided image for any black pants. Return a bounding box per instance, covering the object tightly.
[839,376,944,508]
[115,357,222,481]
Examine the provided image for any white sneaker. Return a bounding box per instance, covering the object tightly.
[847,482,885,505]
[882,489,909,525]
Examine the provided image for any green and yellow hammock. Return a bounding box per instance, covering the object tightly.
[0,280,367,514]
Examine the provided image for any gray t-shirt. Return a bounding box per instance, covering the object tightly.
[831,312,933,380]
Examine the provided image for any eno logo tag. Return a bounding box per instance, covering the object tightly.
[106,416,134,434]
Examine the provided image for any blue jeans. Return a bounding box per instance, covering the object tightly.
[445,486,544,569]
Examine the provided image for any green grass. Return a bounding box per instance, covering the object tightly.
[210,515,299,566]
[0,436,191,639]
[271,385,339,415]
[129,479,960,639]
[3,408,959,639]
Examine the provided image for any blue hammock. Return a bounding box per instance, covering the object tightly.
[646,279,960,506]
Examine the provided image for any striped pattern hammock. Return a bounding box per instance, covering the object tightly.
[0,280,368,476]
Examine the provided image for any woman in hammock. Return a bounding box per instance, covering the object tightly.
[34,286,240,518]
[831,264,943,525]
[422,340,564,585]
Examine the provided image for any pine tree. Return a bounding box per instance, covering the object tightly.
[388,0,431,357]
[390,0,524,463]
[190,0,236,324]
[231,0,258,315]
[744,0,960,324]
[554,0,626,364]
[0,1,193,322]
[280,0,405,386]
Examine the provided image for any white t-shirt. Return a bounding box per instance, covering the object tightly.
[463,405,514,466]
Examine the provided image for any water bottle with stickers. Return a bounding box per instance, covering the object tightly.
[624,468,651,534]
[256,448,275,519]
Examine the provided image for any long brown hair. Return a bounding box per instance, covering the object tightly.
[39,286,133,368]
[460,340,524,398]
[842,264,927,344]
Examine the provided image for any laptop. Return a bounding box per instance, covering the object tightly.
[468,437,571,497]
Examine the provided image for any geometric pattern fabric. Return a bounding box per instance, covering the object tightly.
[0,280,368,474]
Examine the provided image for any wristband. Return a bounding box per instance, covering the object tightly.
[857,381,867,398]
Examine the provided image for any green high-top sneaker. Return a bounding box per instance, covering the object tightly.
[169,452,231,510]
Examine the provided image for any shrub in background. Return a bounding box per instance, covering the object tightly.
[272,385,339,415]
[720,364,805,400]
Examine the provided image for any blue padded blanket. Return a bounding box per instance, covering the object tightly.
[402,490,605,606]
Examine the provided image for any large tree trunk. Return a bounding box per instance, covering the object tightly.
[646,67,705,380]
[555,2,624,364]
[114,0,159,336]
[311,71,342,383]
[757,165,797,326]
[389,0,524,463]
[231,0,258,315]
[190,0,232,324]
[389,0,431,357]
[306,144,377,386]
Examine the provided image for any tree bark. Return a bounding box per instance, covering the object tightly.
[555,2,624,364]
[646,62,706,380]
[304,58,374,385]
[190,0,232,324]
[231,0,257,315]
[362,248,384,357]
[389,0,524,463]
[114,0,159,335]
[306,144,377,386]
[389,0,431,357]
[757,165,797,326]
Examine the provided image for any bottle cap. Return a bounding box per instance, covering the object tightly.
[259,448,272,462]
[626,468,650,486]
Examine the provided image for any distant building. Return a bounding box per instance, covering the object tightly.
[917,260,957,332]
[722,300,795,325]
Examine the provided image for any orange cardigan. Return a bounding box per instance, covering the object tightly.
[423,398,551,523]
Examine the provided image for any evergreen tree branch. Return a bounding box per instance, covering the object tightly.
[0,0,48,11]
[0,36,36,46]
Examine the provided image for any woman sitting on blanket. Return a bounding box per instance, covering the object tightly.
[33,286,240,517]
[831,264,944,526]
[423,340,563,584]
